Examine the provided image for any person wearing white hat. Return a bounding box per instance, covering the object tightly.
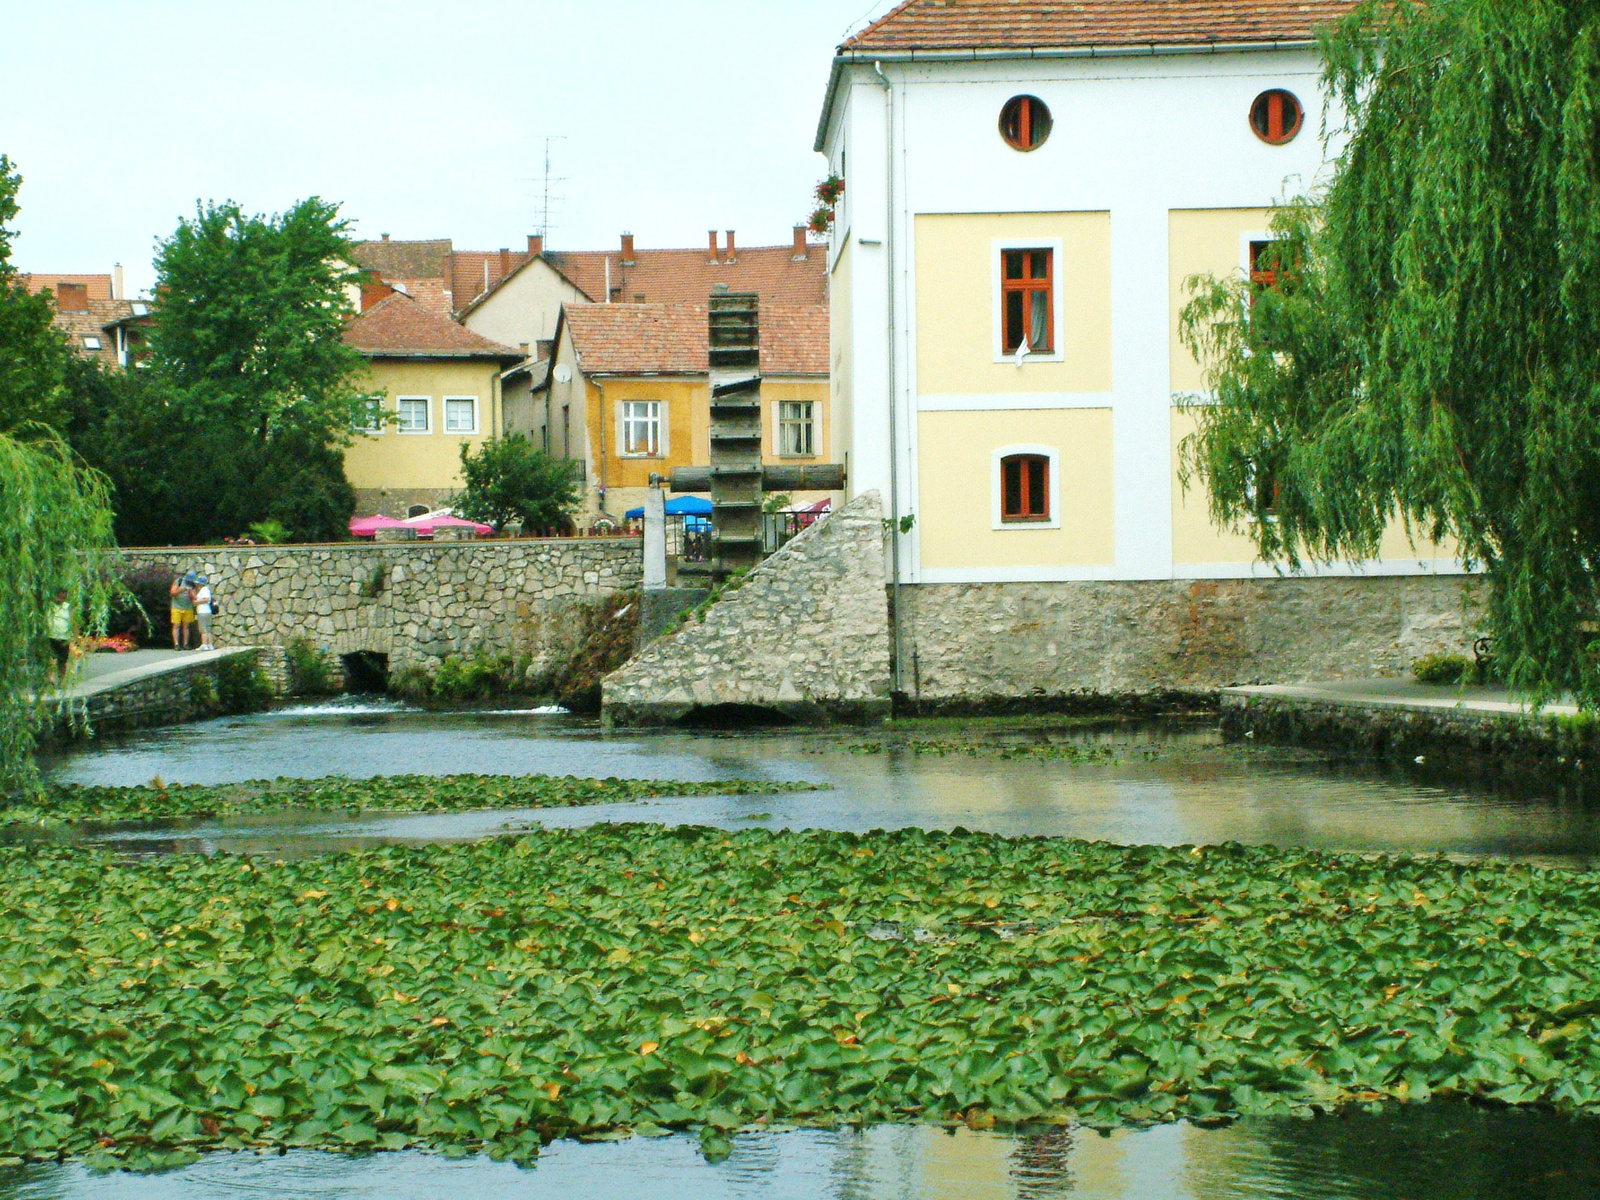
[193,574,217,651]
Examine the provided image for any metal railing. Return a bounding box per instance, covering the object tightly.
[664,507,831,567]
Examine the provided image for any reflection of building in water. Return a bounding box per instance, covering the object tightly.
[1009,1126,1076,1196]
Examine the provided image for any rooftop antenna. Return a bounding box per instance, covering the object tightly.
[531,135,568,242]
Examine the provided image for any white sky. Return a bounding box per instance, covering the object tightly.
[3,0,894,296]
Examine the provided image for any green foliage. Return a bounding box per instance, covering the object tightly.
[388,663,434,701]
[761,493,792,514]
[187,675,219,711]
[213,654,273,715]
[1412,654,1474,687]
[0,157,77,435]
[0,433,118,797]
[6,773,815,828]
[453,435,581,534]
[104,560,174,646]
[283,637,338,697]
[360,564,386,599]
[2,829,1600,1168]
[1180,0,1600,708]
[433,652,513,701]
[541,592,640,712]
[247,520,291,545]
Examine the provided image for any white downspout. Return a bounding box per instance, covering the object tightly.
[874,59,904,696]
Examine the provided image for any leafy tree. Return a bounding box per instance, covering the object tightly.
[139,197,365,541]
[454,435,581,533]
[0,432,117,797]
[0,156,75,433]
[1181,0,1600,706]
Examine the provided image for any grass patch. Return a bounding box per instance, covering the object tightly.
[5,774,819,828]
[1,828,1598,1168]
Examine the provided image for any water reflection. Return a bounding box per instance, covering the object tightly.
[3,1110,1597,1199]
[40,711,1600,864]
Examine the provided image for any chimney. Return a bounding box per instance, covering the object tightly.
[793,226,808,260]
[724,230,737,263]
[527,234,543,255]
[56,282,89,313]
[113,262,124,300]
[498,247,511,277]
[381,232,391,241]
[709,230,720,262]
[620,232,635,265]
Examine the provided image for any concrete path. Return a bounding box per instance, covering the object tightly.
[52,647,256,704]
[1223,677,1580,719]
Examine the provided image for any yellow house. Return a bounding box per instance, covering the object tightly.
[541,302,832,522]
[342,292,524,517]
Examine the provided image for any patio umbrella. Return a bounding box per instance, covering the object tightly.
[348,515,411,537]
[623,496,715,519]
[403,513,494,536]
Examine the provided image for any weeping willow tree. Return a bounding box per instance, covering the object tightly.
[1181,0,1600,705]
[0,431,118,797]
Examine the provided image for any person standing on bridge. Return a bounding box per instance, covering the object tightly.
[193,574,216,651]
[169,572,196,650]
[46,588,72,686]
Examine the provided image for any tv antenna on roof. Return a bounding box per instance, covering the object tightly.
[527,135,568,242]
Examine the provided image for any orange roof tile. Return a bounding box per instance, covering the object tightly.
[564,303,829,377]
[344,292,522,360]
[544,242,826,311]
[842,0,1356,52]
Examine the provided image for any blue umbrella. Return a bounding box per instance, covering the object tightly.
[624,496,714,519]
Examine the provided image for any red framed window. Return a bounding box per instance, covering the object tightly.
[1001,454,1049,521]
[1248,239,1301,306]
[1002,249,1053,354]
[999,95,1052,151]
[1250,90,1304,145]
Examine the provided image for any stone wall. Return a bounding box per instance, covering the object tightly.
[896,575,1480,709]
[603,492,891,724]
[48,648,266,739]
[117,540,642,679]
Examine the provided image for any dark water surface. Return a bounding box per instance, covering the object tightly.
[24,703,1600,1198]
[40,701,1600,864]
[4,1109,1598,1199]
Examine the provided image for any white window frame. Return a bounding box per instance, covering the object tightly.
[618,399,664,457]
[396,395,431,434]
[991,237,1065,364]
[443,395,479,434]
[990,443,1061,530]
[82,335,102,350]
[776,399,816,458]
[354,394,386,435]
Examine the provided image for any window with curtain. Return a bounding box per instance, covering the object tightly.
[621,400,661,456]
[1002,249,1053,354]
[397,396,430,432]
[1000,454,1049,521]
[779,400,815,457]
[444,396,478,432]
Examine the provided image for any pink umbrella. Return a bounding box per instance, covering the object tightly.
[349,514,411,537]
[402,513,494,536]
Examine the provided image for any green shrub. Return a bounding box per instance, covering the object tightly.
[214,653,273,714]
[1412,652,1473,686]
[389,663,434,700]
[187,675,218,710]
[247,519,292,545]
[284,637,338,696]
[543,592,641,713]
[433,651,512,701]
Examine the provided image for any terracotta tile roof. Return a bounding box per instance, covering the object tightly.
[49,299,140,367]
[451,249,538,312]
[343,292,522,360]
[842,0,1355,52]
[545,243,826,311]
[564,303,829,377]
[350,239,453,283]
[19,273,115,303]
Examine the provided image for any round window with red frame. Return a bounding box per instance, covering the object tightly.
[999,95,1052,151]
[1250,89,1304,145]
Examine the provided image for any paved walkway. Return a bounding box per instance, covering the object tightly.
[1223,677,1580,719]
[54,646,254,703]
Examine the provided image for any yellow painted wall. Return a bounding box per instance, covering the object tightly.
[344,358,502,492]
[914,211,1112,396]
[917,408,1114,570]
[830,240,853,469]
[1168,208,1269,394]
[585,377,702,494]
[766,378,831,463]
[1172,409,1459,566]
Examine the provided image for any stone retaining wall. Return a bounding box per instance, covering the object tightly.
[603,492,891,724]
[895,575,1479,710]
[48,648,267,740]
[117,540,641,680]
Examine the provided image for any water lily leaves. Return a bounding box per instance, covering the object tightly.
[3,773,820,828]
[1,828,1599,1169]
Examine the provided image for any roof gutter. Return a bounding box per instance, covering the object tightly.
[813,39,1318,150]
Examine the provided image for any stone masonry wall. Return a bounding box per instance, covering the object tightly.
[603,492,891,724]
[117,540,641,678]
[897,574,1481,707]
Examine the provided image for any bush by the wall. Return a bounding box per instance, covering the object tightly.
[389,663,434,701]
[284,637,338,696]
[433,652,513,701]
[106,561,176,647]
[541,592,640,713]
[1412,652,1473,686]
[214,653,273,714]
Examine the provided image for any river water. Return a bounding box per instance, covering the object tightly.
[14,702,1600,1199]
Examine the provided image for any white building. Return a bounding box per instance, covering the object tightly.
[815,0,1470,702]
